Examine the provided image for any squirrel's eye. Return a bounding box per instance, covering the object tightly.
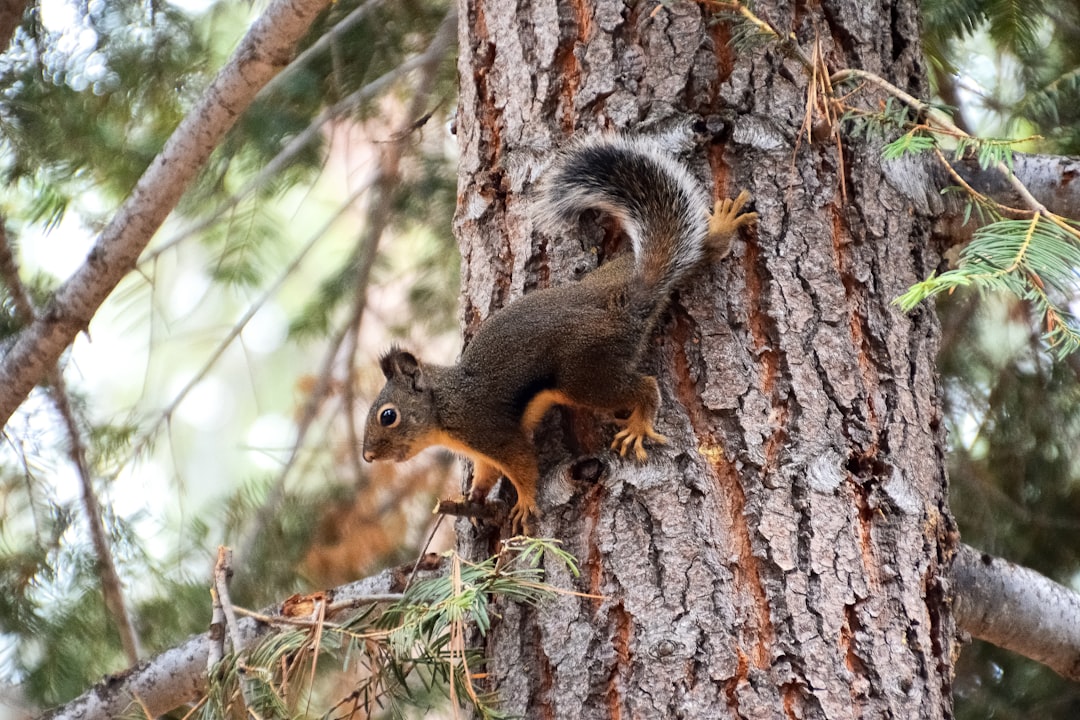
[378,405,399,428]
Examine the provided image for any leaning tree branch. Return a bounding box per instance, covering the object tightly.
[50,371,144,665]
[40,556,445,720]
[949,153,1080,222]
[0,0,335,430]
[953,543,1080,682]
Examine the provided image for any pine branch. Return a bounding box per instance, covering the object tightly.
[45,539,572,719]
[1,220,142,665]
[0,0,336,430]
[953,543,1080,681]
[37,535,1080,718]
[39,558,446,720]
[896,215,1080,356]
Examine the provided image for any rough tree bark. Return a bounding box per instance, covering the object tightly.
[454,0,956,717]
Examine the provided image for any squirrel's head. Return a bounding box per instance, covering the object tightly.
[362,348,439,463]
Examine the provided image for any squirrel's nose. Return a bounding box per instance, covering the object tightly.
[363,449,375,463]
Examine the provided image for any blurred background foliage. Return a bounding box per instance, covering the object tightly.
[0,0,1078,716]
[1,0,462,714]
[922,1,1080,718]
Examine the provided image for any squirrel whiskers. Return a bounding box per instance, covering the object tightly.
[363,135,757,533]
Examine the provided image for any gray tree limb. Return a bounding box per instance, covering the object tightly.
[0,0,334,430]
[952,543,1080,682]
[954,154,1080,220]
[884,151,1080,228]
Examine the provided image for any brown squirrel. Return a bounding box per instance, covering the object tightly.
[362,136,756,532]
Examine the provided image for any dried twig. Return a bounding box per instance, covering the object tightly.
[53,372,143,664]
[207,552,227,671]
[213,546,259,713]
[213,547,243,653]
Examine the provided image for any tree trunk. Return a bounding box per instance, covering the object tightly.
[453,0,957,717]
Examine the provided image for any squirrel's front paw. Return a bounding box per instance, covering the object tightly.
[709,190,758,243]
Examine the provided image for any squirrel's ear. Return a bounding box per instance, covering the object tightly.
[380,348,424,388]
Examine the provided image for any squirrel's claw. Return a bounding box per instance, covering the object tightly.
[611,420,668,462]
[509,498,540,536]
[709,191,758,235]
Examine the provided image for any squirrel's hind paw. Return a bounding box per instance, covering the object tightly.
[509,499,540,536]
[508,484,541,535]
[611,419,668,462]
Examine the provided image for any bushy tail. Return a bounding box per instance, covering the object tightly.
[532,135,711,297]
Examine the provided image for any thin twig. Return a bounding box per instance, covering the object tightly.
[177,695,209,720]
[260,0,387,98]
[130,693,154,720]
[117,182,373,474]
[342,304,366,486]
[404,513,446,593]
[230,593,404,627]
[53,370,143,663]
[930,146,1029,218]
[325,593,406,613]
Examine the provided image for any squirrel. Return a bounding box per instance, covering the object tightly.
[362,135,757,533]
